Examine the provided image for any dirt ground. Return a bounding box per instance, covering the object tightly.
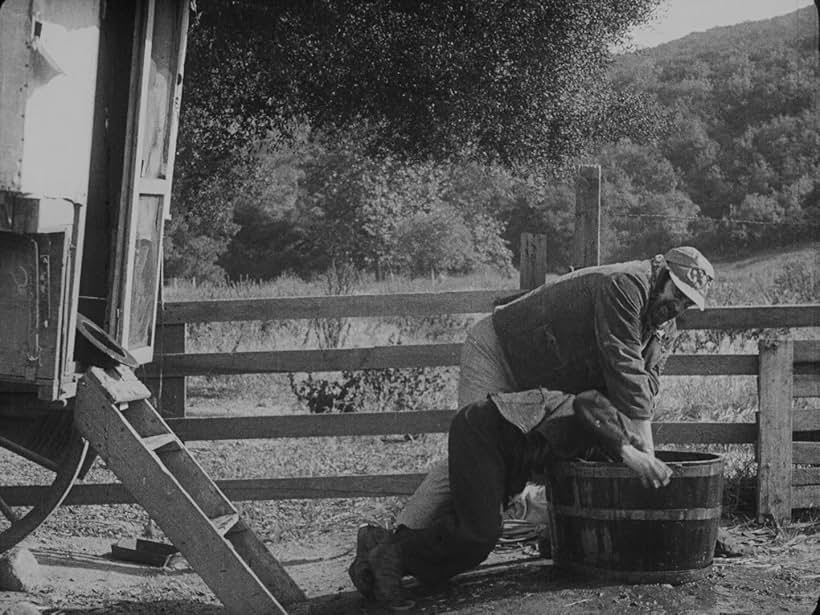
[1,522,818,615]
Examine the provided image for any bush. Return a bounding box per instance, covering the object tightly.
[767,260,817,304]
[288,368,449,415]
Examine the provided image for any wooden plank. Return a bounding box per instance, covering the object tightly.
[793,442,820,465]
[225,519,307,606]
[159,297,819,329]
[164,413,753,442]
[519,233,548,290]
[143,344,463,376]
[75,370,295,613]
[162,0,190,220]
[792,468,820,487]
[0,0,29,194]
[123,401,234,520]
[90,365,152,403]
[794,340,820,363]
[794,374,820,398]
[167,411,457,440]
[677,305,820,330]
[141,322,187,417]
[1,474,430,506]
[142,433,179,452]
[12,459,817,506]
[756,339,793,524]
[573,165,601,268]
[664,354,757,375]
[792,485,820,510]
[794,409,820,432]
[144,347,757,377]
[160,290,516,324]
[137,401,306,604]
[652,422,757,444]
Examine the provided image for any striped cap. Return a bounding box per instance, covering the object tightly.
[664,246,715,310]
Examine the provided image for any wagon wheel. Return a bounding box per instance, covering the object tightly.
[0,406,89,553]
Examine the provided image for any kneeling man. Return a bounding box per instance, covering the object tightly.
[350,388,672,603]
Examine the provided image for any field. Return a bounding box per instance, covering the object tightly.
[2,244,818,613]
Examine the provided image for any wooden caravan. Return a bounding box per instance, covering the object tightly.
[0,1,304,611]
[0,0,187,398]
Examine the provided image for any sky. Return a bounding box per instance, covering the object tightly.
[627,0,815,48]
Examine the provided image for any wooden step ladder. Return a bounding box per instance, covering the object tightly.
[74,366,306,614]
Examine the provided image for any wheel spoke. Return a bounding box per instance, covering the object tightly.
[0,430,88,553]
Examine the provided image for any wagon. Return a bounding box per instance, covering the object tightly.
[0,2,304,612]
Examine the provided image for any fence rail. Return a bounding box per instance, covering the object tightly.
[159,294,820,327]
[10,292,820,520]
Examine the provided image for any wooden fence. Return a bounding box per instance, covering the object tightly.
[5,164,818,524]
[5,293,813,524]
[144,298,817,525]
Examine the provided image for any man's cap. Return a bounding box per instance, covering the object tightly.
[664,246,714,310]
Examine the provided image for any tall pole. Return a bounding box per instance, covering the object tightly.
[573,164,602,269]
[519,233,548,290]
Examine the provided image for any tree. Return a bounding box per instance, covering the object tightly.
[596,140,700,260]
[184,0,662,167]
[169,0,664,278]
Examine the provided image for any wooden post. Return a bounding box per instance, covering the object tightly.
[756,338,793,524]
[519,233,548,290]
[573,164,601,269]
[143,323,187,418]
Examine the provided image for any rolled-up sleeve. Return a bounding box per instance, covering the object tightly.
[593,274,654,420]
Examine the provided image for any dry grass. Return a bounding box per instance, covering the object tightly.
[11,247,816,543]
[166,246,815,536]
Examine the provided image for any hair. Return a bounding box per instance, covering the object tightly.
[650,266,671,302]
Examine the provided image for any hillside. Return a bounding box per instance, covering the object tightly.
[713,242,817,291]
[599,5,818,263]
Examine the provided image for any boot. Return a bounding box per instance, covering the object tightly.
[348,524,391,598]
[368,540,405,603]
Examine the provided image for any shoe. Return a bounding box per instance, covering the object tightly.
[348,524,391,598]
[368,540,404,603]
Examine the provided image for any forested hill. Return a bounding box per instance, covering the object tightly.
[597,5,817,261]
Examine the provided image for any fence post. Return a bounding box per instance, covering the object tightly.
[573,164,601,269]
[144,323,187,418]
[519,233,548,290]
[756,338,793,524]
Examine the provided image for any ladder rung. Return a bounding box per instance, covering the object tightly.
[210,513,241,536]
[142,433,179,452]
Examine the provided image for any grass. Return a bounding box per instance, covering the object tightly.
[14,246,817,545]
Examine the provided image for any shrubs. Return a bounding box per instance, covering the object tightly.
[288,368,450,415]
[768,260,817,304]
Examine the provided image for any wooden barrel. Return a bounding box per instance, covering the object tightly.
[546,451,724,584]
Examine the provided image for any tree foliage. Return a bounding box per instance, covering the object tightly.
[602,5,818,259]
[167,2,818,280]
[167,0,663,279]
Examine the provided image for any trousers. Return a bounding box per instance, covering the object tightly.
[394,398,533,584]
[396,315,517,529]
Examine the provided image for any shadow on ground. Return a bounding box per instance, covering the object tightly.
[45,601,224,614]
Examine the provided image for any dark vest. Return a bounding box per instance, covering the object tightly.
[492,260,675,420]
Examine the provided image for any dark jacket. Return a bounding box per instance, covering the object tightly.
[491,260,675,420]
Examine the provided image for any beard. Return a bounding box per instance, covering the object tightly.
[648,300,680,328]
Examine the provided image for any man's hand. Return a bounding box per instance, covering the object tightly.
[620,444,672,488]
